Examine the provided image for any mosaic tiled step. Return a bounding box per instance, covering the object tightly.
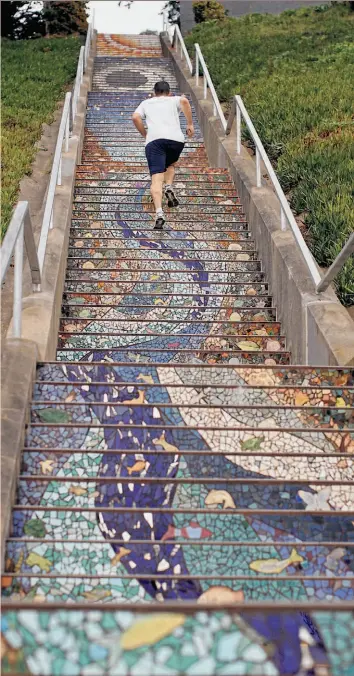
[2,608,354,676]
[74,187,237,196]
[56,349,290,365]
[62,302,276,318]
[76,166,230,176]
[60,300,275,316]
[72,215,244,226]
[64,272,264,286]
[75,182,235,191]
[29,402,353,433]
[58,332,287,351]
[68,227,252,238]
[35,363,354,389]
[32,380,354,408]
[70,215,247,225]
[66,250,259,264]
[66,253,260,267]
[59,315,282,331]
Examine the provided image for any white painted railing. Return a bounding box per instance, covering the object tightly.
[1,13,95,338]
[38,11,95,274]
[0,203,41,337]
[71,46,85,124]
[226,95,322,287]
[316,233,354,294]
[195,43,226,131]
[162,11,175,45]
[173,25,193,74]
[162,25,351,295]
[37,90,72,273]
[162,20,226,131]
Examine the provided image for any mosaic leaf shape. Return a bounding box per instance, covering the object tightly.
[36,408,71,423]
[237,341,259,351]
[23,519,46,538]
[241,437,265,451]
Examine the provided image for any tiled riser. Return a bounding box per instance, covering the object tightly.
[2,34,354,676]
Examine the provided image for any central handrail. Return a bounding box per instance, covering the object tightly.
[226,95,321,287]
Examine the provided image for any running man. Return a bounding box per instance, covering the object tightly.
[132,80,195,229]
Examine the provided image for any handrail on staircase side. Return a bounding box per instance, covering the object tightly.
[226,96,329,290]
[173,25,193,74]
[162,25,351,294]
[316,232,354,294]
[0,11,95,339]
[194,43,227,131]
[0,203,41,338]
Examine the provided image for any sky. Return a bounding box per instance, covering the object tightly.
[87,1,166,34]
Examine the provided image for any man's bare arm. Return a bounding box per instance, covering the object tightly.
[132,112,147,139]
[180,95,194,137]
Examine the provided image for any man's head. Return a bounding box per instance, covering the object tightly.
[154,81,170,96]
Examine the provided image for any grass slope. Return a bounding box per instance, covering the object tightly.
[186,4,354,306]
[1,36,81,238]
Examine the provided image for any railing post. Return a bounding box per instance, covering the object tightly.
[203,75,207,99]
[316,232,354,294]
[195,50,199,87]
[57,156,62,187]
[236,102,241,154]
[280,208,287,231]
[256,148,261,187]
[65,112,70,152]
[13,225,24,338]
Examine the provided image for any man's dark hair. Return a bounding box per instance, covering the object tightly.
[154,81,170,95]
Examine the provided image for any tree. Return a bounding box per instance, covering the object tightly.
[140,30,158,35]
[1,1,44,39]
[118,1,180,26]
[193,0,227,24]
[42,1,88,36]
[162,1,180,26]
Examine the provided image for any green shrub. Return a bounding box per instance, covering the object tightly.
[185,4,354,306]
[1,36,81,238]
[193,0,227,24]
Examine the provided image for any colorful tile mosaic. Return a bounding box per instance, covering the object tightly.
[2,33,354,676]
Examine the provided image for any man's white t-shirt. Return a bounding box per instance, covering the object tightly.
[134,96,185,146]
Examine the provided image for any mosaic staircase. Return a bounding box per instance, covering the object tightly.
[2,34,354,676]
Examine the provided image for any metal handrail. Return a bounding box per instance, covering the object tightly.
[71,46,85,125]
[72,11,95,126]
[37,91,71,273]
[316,233,354,294]
[162,11,174,45]
[0,12,95,339]
[173,25,193,74]
[226,95,321,287]
[0,202,41,337]
[38,11,96,273]
[194,44,226,131]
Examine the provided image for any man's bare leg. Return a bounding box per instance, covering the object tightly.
[164,163,175,187]
[164,163,179,208]
[150,172,165,229]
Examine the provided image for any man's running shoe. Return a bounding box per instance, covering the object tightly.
[164,185,179,208]
[154,211,166,230]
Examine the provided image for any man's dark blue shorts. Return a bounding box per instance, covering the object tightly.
[145,139,185,176]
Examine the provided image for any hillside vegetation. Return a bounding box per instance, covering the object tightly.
[1,36,81,238]
[186,4,354,306]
